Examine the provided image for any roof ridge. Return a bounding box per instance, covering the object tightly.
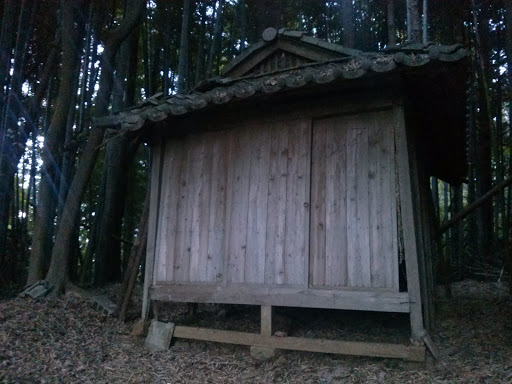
[93,46,467,132]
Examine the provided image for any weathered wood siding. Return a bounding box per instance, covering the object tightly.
[154,109,399,292]
[310,110,398,290]
[154,119,311,286]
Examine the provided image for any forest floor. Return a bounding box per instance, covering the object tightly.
[1,280,511,383]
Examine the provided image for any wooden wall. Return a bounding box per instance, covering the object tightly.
[153,108,400,292]
[154,118,310,286]
[310,111,398,290]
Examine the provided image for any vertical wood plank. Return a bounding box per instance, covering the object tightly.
[161,141,183,283]
[325,119,348,286]
[394,102,424,341]
[368,111,398,289]
[207,132,228,283]
[302,119,312,289]
[153,144,171,283]
[188,135,213,282]
[346,117,371,288]
[265,123,289,285]
[264,124,278,284]
[199,136,214,282]
[310,121,327,286]
[142,140,164,320]
[227,129,251,283]
[188,137,202,282]
[284,119,310,285]
[173,138,194,282]
[245,124,270,283]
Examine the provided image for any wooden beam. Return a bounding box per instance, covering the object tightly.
[438,177,512,235]
[173,326,425,361]
[150,284,411,313]
[393,102,425,341]
[261,305,273,336]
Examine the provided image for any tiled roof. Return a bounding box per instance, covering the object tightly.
[220,28,362,77]
[93,43,467,132]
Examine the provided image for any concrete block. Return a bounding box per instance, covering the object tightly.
[145,320,175,350]
[92,295,117,316]
[20,281,52,298]
[250,346,277,361]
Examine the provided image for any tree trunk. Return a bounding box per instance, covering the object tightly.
[206,0,225,78]
[117,183,149,322]
[503,5,511,279]
[472,0,493,261]
[239,0,247,52]
[0,0,17,263]
[28,0,78,285]
[341,0,355,48]
[45,0,145,295]
[407,0,421,43]
[387,0,396,46]
[177,0,190,94]
[195,2,207,85]
[160,2,171,96]
[255,0,281,37]
[94,35,133,286]
[422,0,428,44]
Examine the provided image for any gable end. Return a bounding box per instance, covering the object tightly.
[222,28,361,79]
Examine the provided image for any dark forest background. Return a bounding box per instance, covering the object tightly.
[0,0,510,300]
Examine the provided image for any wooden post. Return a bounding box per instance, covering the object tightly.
[394,102,425,342]
[261,305,274,336]
[142,138,165,321]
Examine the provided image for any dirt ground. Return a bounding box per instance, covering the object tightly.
[1,280,511,383]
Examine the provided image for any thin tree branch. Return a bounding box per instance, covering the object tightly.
[438,178,512,235]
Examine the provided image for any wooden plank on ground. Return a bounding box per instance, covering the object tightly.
[173,326,425,361]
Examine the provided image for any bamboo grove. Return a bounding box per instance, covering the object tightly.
[0,0,510,296]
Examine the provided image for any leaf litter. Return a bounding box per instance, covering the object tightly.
[0,280,510,383]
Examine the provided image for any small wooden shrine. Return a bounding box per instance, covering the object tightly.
[97,28,468,360]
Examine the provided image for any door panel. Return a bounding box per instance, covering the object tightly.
[310,111,399,290]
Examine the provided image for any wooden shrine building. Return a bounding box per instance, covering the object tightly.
[97,28,468,360]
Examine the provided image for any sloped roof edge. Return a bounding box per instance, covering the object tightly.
[221,28,362,77]
[93,44,467,132]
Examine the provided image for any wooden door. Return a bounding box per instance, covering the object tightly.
[310,110,399,290]
[154,118,311,287]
